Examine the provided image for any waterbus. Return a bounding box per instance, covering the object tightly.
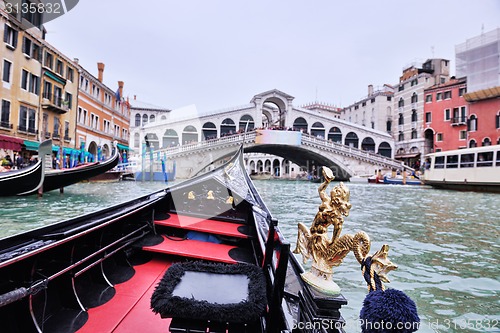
[423,144,500,193]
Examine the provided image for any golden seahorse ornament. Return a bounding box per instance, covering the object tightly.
[293,167,397,294]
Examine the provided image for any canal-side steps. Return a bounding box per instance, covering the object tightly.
[142,213,255,264]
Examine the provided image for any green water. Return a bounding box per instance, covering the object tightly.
[0,180,498,332]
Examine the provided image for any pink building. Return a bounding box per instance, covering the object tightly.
[423,77,468,153]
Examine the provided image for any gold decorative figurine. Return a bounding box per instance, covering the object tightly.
[293,167,396,295]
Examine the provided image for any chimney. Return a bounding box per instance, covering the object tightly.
[118,81,124,101]
[368,84,374,96]
[97,62,105,82]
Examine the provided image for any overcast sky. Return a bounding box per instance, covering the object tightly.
[44,0,500,112]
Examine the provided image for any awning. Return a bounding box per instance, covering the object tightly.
[23,140,40,151]
[117,143,130,150]
[0,134,23,151]
[44,70,66,85]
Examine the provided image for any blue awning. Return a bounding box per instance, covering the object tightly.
[23,140,40,151]
[117,143,129,150]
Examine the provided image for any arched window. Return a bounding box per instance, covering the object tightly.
[239,115,255,132]
[134,133,140,147]
[202,122,217,140]
[378,142,392,158]
[345,132,359,148]
[142,114,148,126]
[482,138,491,146]
[292,117,308,132]
[469,139,477,148]
[411,110,417,122]
[182,125,198,144]
[162,129,179,147]
[328,127,342,143]
[399,113,404,125]
[469,115,477,131]
[398,98,404,108]
[134,114,141,127]
[361,137,375,152]
[411,93,418,103]
[220,118,236,136]
[411,129,418,139]
[310,122,325,139]
[150,115,155,123]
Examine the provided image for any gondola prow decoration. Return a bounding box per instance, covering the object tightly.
[293,166,420,332]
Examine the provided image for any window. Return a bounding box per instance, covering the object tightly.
[65,92,72,109]
[29,73,39,94]
[477,152,493,167]
[497,150,500,166]
[444,109,451,121]
[66,67,74,82]
[469,115,477,132]
[386,120,392,132]
[21,1,42,28]
[425,112,432,123]
[436,92,442,101]
[398,131,404,141]
[482,138,491,146]
[22,37,32,56]
[64,121,70,140]
[460,153,474,168]
[398,98,404,107]
[1,100,10,128]
[3,24,18,48]
[446,155,459,168]
[21,69,29,90]
[444,91,452,99]
[398,113,404,125]
[18,105,36,133]
[496,113,500,129]
[469,139,477,148]
[411,110,417,122]
[411,93,418,103]
[53,117,60,138]
[425,94,432,103]
[436,133,443,142]
[2,60,12,83]
[398,84,405,91]
[56,60,64,76]
[135,114,141,127]
[387,96,392,101]
[44,52,53,69]
[459,130,467,140]
[459,87,466,96]
[411,79,418,86]
[411,129,417,139]
[435,156,445,169]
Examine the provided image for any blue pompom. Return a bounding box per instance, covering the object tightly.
[360,289,420,333]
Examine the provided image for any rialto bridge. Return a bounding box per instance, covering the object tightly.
[131,89,405,179]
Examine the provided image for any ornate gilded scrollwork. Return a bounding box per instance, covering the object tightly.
[293,167,397,295]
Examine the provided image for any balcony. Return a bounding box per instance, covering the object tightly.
[451,116,467,126]
[42,92,70,114]
[64,136,72,142]
[52,133,61,140]
[43,131,52,139]
[17,125,38,135]
[0,122,13,130]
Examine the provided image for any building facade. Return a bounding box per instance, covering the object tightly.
[76,62,130,161]
[423,77,468,152]
[341,84,394,133]
[1,0,78,165]
[456,28,500,147]
[392,59,450,166]
[129,97,171,151]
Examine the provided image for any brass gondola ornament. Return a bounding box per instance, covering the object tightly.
[293,167,397,295]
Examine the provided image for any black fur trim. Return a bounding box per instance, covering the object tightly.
[151,261,266,323]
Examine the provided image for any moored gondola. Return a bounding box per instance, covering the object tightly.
[0,146,349,333]
[30,142,121,195]
[0,140,52,196]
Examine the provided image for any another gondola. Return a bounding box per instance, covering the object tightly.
[32,143,120,195]
[0,146,348,333]
[0,140,52,196]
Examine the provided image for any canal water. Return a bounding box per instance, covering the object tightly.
[0,179,498,333]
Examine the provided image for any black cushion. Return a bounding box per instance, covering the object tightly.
[151,261,267,323]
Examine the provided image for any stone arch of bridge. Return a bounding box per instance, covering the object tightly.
[194,144,354,180]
